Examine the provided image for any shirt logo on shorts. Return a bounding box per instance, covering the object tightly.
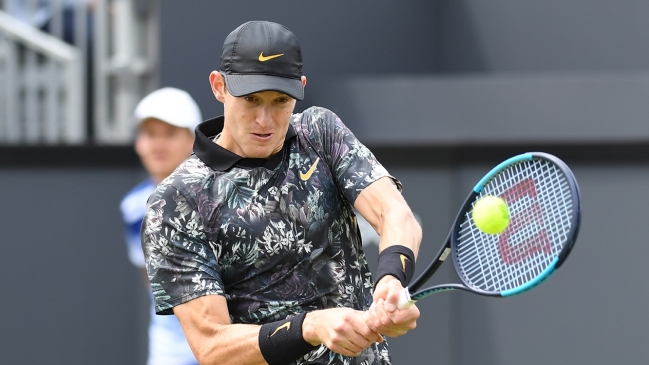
[300,157,320,181]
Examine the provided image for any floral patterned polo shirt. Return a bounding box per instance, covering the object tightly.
[141,106,401,364]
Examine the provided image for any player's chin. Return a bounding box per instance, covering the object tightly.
[244,143,281,159]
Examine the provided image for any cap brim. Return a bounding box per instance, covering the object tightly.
[223,73,304,101]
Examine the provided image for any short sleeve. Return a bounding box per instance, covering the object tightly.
[296,107,402,205]
[141,182,224,315]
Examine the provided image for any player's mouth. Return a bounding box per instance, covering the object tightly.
[252,133,273,140]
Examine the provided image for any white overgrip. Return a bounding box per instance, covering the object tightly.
[397,287,416,309]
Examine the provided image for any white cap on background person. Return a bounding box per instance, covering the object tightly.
[134,87,203,134]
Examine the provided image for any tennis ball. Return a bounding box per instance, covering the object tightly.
[472,196,510,235]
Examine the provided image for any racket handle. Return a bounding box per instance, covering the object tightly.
[398,287,416,309]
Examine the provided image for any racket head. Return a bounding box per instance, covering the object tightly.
[450,152,581,297]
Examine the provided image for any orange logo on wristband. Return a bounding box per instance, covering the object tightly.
[400,254,409,272]
[270,322,291,337]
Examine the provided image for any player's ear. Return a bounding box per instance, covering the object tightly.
[209,71,226,102]
[301,76,307,88]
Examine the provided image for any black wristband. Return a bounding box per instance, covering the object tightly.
[375,245,416,287]
[258,312,318,365]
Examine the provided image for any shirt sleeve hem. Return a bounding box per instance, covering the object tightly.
[154,291,225,315]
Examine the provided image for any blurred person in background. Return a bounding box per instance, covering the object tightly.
[120,87,201,365]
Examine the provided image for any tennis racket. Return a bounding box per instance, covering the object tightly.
[399,152,581,308]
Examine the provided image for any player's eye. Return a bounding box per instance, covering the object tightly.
[244,96,257,102]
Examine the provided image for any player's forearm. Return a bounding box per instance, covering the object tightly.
[189,323,268,365]
[355,177,422,256]
[377,203,422,257]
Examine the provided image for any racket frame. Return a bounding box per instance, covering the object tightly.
[398,152,581,308]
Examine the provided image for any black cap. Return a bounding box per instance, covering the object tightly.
[220,21,304,100]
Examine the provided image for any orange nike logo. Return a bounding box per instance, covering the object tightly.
[299,158,320,181]
[259,52,284,62]
[400,254,409,272]
[270,322,291,337]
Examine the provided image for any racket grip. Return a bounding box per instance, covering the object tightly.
[398,287,416,309]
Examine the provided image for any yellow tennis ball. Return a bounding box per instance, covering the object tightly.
[472,196,510,234]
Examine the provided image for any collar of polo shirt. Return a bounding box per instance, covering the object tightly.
[193,116,297,171]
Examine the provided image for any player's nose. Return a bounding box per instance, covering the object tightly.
[255,106,274,127]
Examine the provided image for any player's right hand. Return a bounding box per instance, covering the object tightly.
[302,308,383,357]
[366,275,420,337]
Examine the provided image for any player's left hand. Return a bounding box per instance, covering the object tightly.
[365,275,419,337]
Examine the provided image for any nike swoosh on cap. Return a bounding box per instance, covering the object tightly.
[259,52,284,62]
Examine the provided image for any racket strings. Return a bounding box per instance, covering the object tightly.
[456,159,576,293]
[496,161,568,289]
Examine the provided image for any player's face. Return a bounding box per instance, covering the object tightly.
[210,71,306,159]
[135,119,194,183]
[220,90,296,159]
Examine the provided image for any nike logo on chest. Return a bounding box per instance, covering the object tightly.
[300,158,320,181]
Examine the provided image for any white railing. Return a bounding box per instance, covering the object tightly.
[0,9,84,144]
[0,0,158,145]
[93,0,158,144]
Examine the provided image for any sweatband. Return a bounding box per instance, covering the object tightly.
[375,245,416,287]
[258,312,318,365]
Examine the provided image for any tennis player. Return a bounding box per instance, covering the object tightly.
[141,21,421,365]
[120,87,201,365]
